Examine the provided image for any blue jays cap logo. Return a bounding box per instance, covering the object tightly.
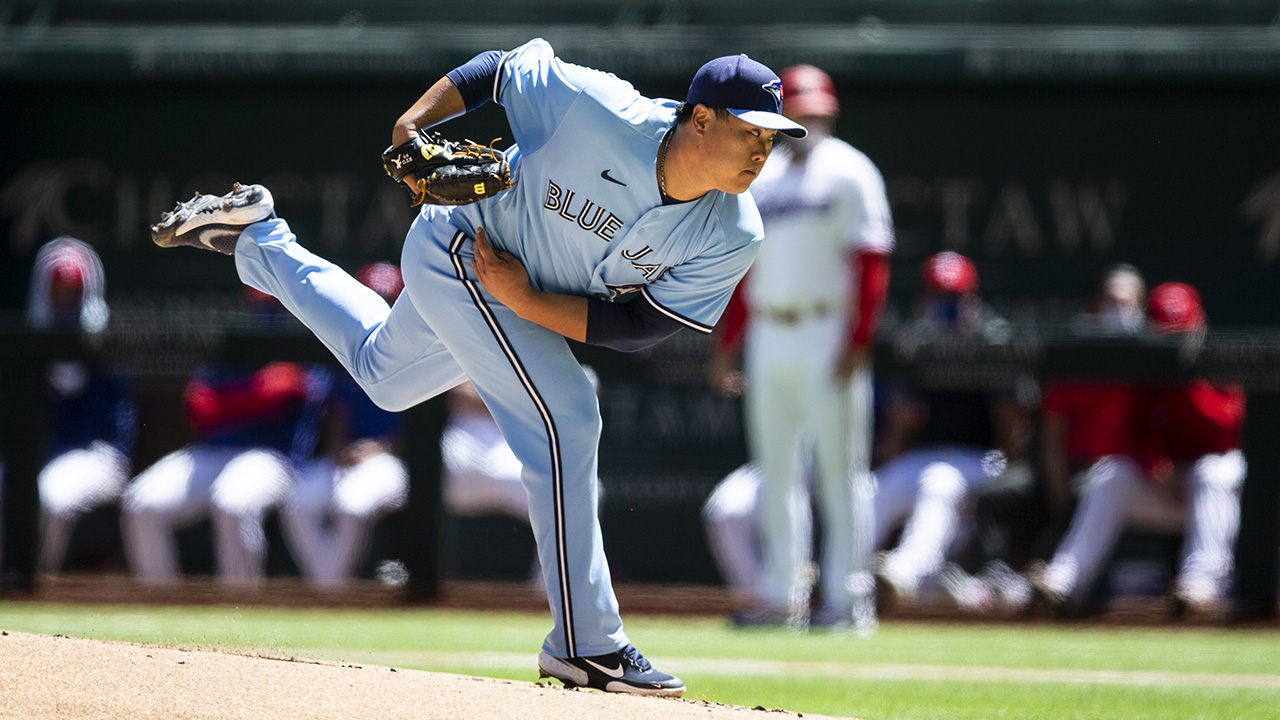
[762,80,783,109]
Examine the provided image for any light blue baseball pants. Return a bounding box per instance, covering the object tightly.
[235,215,627,659]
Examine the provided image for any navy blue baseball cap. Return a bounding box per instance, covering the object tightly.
[687,54,808,138]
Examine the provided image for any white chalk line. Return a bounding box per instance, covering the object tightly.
[325,650,1280,690]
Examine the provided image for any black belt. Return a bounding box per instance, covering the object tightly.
[756,301,839,325]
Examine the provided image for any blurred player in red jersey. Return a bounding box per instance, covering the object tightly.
[928,269,1146,614]
[1031,265,1147,556]
[1031,281,1245,616]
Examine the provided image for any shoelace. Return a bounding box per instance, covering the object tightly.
[620,645,653,673]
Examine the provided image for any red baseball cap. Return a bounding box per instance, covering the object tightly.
[356,262,405,304]
[779,65,839,119]
[1147,281,1205,333]
[921,251,978,295]
[50,258,86,289]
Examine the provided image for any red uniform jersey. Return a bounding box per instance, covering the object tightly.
[1136,380,1245,462]
[1041,382,1138,463]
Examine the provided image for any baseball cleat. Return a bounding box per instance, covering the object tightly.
[977,560,1033,611]
[151,182,275,255]
[537,644,685,697]
[939,563,995,613]
[1025,560,1076,615]
[874,552,918,609]
[809,602,878,637]
[1171,578,1227,621]
[729,604,789,629]
[809,603,854,631]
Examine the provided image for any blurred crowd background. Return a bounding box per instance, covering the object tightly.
[2,0,1280,620]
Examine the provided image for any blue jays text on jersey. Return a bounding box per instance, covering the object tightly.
[542,180,626,242]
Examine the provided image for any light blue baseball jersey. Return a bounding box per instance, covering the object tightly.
[443,38,764,334]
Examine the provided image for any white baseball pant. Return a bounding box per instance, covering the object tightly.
[702,463,811,609]
[1038,450,1245,603]
[37,440,129,573]
[874,446,996,594]
[745,312,875,618]
[281,451,407,589]
[442,413,530,520]
[121,445,294,587]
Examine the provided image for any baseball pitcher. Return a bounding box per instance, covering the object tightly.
[147,38,807,696]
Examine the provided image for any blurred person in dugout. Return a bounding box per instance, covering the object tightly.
[938,264,1150,612]
[703,64,894,631]
[121,287,329,588]
[1029,282,1245,618]
[17,238,137,575]
[1036,264,1148,552]
[281,263,409,590]
[872,251,1036,610]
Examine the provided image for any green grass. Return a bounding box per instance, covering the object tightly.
[2,602,1279,720]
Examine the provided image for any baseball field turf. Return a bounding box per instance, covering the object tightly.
[2,601,1278,719]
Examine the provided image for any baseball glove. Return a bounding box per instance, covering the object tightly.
[381,130,514,206]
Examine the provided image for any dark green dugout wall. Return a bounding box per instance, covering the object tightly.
[5,79,1280,322]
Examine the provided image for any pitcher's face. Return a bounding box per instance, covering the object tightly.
[695,109,777,194]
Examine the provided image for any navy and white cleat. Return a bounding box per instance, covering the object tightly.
[538,644,685,697]
[151,182,275,255]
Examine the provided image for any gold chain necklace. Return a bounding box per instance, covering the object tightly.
[658,128,672,199]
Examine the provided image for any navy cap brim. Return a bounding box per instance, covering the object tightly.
[728,108,808,138]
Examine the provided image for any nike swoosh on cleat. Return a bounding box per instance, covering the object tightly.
[601,169,627,186]
[582,658,626,678]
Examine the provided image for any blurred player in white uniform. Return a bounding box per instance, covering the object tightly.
[283,263,409,590]
[706,65,893,630]
[873,252,1032,606]
[121,291,329,588]
[24,237,136,575]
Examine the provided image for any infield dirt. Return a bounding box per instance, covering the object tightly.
[0,630,856,720]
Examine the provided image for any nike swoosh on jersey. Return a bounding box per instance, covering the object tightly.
[600,169,627,187]
[583,657,626,678]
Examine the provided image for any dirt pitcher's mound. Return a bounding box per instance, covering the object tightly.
[0,631,855,720]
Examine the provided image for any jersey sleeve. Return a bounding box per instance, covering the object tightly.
[640,237,761,334]
[495,38,605,156]
[837,153,895,254]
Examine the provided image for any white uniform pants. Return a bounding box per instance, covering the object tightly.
[874,446,995,592]
[1040,451,1245,603]
[121,445,294,587]
[745,314,875,615]
[702,463,810,607]
[37,441,129,573]
[281,452,407,589]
